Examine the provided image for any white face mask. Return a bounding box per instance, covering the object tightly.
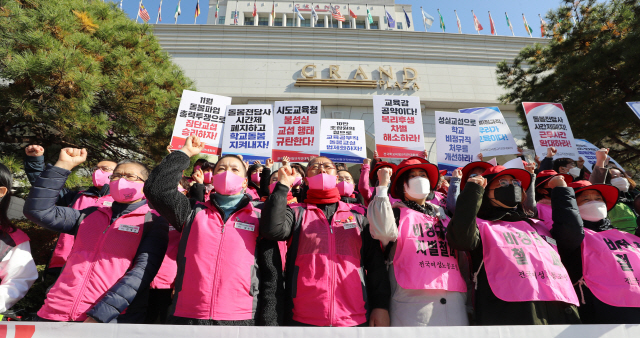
[404,177,431,200]
[611,177,629,192]
[578,200,608,222]
[568,167,581,178]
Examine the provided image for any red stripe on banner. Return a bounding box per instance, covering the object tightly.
[15,325,35,338]
[170,136,186,150]
[0,325,7,338]
[272,149,318,162]
[522,102,564,114]
[375,144,423,159]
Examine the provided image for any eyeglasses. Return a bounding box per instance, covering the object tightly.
[93,166,115,173]
[109,173,146,182]
[497,178,521,187]
[309,162,336,171]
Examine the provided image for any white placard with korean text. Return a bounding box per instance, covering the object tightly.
[373,95,425,158]
[522,102,579,161]
[170,90,231,155]
[272,101,321,162]
[459,106,519,157]
[435,111,481,173]
[221,104,273,163]
[319,119,367,164]
[575,139,625,173]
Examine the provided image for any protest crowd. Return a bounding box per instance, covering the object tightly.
[0,96,639,327]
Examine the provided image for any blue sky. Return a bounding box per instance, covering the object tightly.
[109,0,569,36]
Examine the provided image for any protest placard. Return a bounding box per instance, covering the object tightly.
[221,104,273,163]
[435,111,481,174]
[575,139,625,172]
[626,102,640,121]
[373,96,425,158]
[170,90,231,155]
[459,106,519,157]
[318,119,367,164]
[522,102,579,160]
[272,101,321,162]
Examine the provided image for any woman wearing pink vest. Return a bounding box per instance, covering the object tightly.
[447,165,582,325]
[24,145,116,277]
[23,148,169,323]
[368,157,468,326]
[359,157,397,207]
[557,180,640,323]
[144,136,282,326]
[533,170,573,232]
[246,161,264,201]
[260,156,391,327]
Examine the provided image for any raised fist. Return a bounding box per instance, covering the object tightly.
[548,175,567,189]
[546,147,557,158]
[265,158,274,169]
[377,167,393,187]
[181,136,206,157]
[467,175,487,189]
[452,169,463,179]
[55,148,87,171]
[25,145,44,157]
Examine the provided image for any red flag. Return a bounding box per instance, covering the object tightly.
[489,12,496,35]
[473,12,484,32]
[349,8,357,19]
[253,2,257,17]
[138,4,151,22]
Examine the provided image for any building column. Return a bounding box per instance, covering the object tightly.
[352,17,356,29]
[324,15,328,27]
[254,13,258,26]
[296,15,300,27]
[282,13,287,26]
[338,20,342,28]
[269,13,273,26]
[365,15,370,29]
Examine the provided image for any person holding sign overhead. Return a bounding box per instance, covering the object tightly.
[260,156,390,327]
[556,180,640,324]
[446,165,582,325]
[367,157,468,326]
[144,136,282,326]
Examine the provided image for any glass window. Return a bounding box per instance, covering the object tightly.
[286,18,294,26]
[219,16,225,24]
[274,18,283,26]
[397,22,403,29]
[259,16,269,26]
[356,20,365,29]
[301,17,311,27]
[342,20,351,28]
[244,16,254,25]
[370,21,378,29]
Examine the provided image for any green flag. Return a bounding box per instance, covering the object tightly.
[438,9,445,31]
[367,8,373,24]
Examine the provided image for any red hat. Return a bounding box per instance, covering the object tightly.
[535,170,574,189]
[370,161,397,184]
[481,165,532,191]
[460,161,494,190]
[390,157,439,199]
[568,180,619,211]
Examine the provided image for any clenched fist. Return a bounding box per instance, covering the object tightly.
[55,148,87,171]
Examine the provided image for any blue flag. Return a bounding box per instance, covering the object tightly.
[294,6,304,21]
[403,8,411,28]
[385,10,395,28]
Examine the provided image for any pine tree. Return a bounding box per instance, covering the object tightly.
[0,0,195,164]
[497,0,640,174]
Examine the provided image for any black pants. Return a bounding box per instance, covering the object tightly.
[144,289,173,324]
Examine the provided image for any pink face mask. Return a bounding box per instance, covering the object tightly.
[109,179,145,203]
[251,172,261,184]
[337,181,355,196]
[269,182,277,194]
[203,171,213,184]
[211,171,246,195]
[92,169,111,188]
[306,173,337,191]
[291,176,302,187]
[178,185,187,193]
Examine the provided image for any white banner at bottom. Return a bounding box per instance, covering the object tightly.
[3,323,640,338]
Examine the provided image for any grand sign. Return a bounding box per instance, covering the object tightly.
[294,65,420,91]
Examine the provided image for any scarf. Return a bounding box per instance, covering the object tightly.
[477,194,528,222]
[583,218,614,232]
[304,188,341,204]
[212,193,244,222]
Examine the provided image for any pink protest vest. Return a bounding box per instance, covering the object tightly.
[173,201,260,320]
[38,204,150,321]
[291,202,366,327]
[535,202,554,233]
[49,193,114,269]
[150,225,180,289]
[428,192,447,208]
[582,229,640,307]
[246,186,260,201]
[393,207,466,292]
[8,229,29,246]
[478,218,579,306]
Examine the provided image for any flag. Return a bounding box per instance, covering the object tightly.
[505,12,514,36]
[174,1,181,23]
[454,10,461,33]
[157,0,162,23]
[349,8,357,19]
[195,0,200,19]
[294,5,304,21]
[421,9,434,29]
[539,14,547,37]
[489,11,496,35]
[138,3,151,22]
[330,5,345,22]
[438,9,445,32]
[253,1,257,17]
[403,8,410,28]
[523,13,533,37]
[234,10,238,24]
[119,0,123,10]
[271,2,275,18]
[366,8,373,24]
[311,6,318,25]
[473,11,483,32]
[385,10,395,28]
[216,1,219,19]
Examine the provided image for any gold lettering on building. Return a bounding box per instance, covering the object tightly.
[379,66,393,80]
[301,64,317,79]
[295,65,418,91]
[329,65,341,79]
[353,66,368,80]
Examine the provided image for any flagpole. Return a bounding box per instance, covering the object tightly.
[136,0,141,22]
[235,1,239,25]
[421,6,425,32]
[330,3,333,28]
[383,5,385,30]
[539,13,544,37]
